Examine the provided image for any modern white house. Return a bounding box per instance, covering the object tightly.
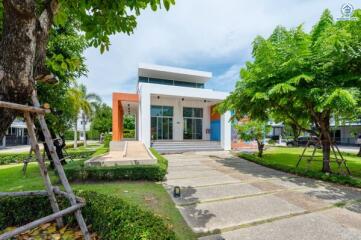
[112,63,232,153]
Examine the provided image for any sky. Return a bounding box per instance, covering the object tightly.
[80,0,359,105]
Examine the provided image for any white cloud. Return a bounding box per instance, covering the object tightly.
[80,0,359,105]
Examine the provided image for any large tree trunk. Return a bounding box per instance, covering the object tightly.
[318,115,332,173]
[0,0,58,139]
[0,0,37,138]
[291,123,300,146]
[357,146,361,157]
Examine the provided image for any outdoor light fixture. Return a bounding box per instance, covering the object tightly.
[182,98,184,101]
[157,96,160,99]
[203,100,206,103]
[173,186,181,198]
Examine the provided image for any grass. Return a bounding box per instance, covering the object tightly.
[239,146,361,187]
[0,146,195,240]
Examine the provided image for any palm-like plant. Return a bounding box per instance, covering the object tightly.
[68,84,101,148]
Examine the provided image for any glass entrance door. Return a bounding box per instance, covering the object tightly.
[151,106,173,140]
[183,107,203,140]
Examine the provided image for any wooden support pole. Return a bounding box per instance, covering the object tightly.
[0,101,49,114]
[0,203,85,240]
[24,112,64,228]
[31,91,90,240]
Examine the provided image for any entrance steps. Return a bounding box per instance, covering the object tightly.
[152,141,223,154]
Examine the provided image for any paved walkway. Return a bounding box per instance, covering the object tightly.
[163,151,361,240]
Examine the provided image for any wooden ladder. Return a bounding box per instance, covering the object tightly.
[0,91,90,240]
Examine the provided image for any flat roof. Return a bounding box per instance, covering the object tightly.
[138,63,212,84]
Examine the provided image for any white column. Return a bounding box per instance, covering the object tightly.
[140,90,151,147]
[1,136,5,148]
[221,111,232,150]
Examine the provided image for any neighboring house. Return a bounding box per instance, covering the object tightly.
[1,119,29,148]
[331,119,361,146]
[112,63,232,152]
[75,112,91,141]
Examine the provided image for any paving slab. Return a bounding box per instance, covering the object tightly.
[165,175,240,188]
[179,194,305,233]
[166,169,224,180]
[200,207,361,240]
[165,182,281,205]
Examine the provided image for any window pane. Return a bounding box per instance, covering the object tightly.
[151,117,157,140]
[194,108,203,118]
[163,106,173,117]
[183,107,192,117]
[151,106,162,117]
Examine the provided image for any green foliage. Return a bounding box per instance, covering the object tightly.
[0,146,91,165]
[90,103,112,134]
[236,121,270,143]
[63,148,167,182]
[124,115,135,130]
[221,9,361,170]
[58,0,175,53]
[103,133,112,148]
[0,191,176,240]
[123,129,135,138]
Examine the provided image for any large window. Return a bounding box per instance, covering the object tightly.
[151,106,173,140]
[183,107,203,140]
[139,77,204,88]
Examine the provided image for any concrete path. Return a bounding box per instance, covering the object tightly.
[163,151,361,240]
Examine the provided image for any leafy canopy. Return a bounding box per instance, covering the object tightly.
[221,9,361,135]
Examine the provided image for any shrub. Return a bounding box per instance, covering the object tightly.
[63,148,168,182]
[0,191,176,240]
[103,133,112,148]
[0,148,95,165]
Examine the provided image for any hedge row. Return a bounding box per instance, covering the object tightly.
[63,148,168,182]
[0,148,95,165]
[0,191,176,240]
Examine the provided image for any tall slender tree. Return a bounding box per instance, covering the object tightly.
[68,84,101,148]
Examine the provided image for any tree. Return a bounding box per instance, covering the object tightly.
[68,84,101,148]
[221,10,361,173]
[38,19,88,135]
[123,115,135,130]
[0,0,175,138]
[236,120,270,157]
[90,103,112,135]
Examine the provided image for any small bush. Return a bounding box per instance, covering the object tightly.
[64,148,168,182]
[0,191,176,240]
[103,133,112,148]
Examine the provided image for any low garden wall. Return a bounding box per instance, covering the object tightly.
[0,191,176,240]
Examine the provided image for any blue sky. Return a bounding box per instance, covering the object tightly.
[80,0,359,105]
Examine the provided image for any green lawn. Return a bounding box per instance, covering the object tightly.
[0,150,195,240]
[240,146,361,187]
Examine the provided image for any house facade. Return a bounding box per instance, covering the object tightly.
[112,63,232,151]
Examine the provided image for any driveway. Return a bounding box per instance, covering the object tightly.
[163,151,361,240]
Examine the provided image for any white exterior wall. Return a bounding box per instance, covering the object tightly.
[151,96,211,141]
[137,83,232,150]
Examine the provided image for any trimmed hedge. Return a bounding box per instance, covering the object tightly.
[239,152,361,188]
[0,191,176,240]
[0,148,95,165]
[63,148,168,182]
